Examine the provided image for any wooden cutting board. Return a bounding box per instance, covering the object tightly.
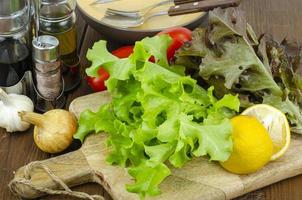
[9,91,302,200]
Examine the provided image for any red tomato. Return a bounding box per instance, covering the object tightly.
[112,45,156,62]
[158,27,192,61]
[87,46,134,92]
[86,68,110,92]
[86,27,192,92]
[111,45,134,58]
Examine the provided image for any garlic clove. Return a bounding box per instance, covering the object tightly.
[0,89,34,132]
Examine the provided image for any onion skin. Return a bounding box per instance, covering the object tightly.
[19,109,78,154]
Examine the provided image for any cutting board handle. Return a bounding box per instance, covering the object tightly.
[9,149,104,200]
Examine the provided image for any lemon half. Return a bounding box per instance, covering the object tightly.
[221,115,273,174]
[242,104,291,161]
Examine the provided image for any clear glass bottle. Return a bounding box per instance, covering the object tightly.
[0,0,33,96]
[38,0,81,92]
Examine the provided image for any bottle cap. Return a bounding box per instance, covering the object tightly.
[32,35,60,62]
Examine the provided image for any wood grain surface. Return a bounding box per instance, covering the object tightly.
[1,0,302,199]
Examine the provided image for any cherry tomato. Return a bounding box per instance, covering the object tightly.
[87,46,134,92]
[112,45,157,62]
[86,68,110,92]
[111,45,134,58]
[86,27,192,92]
[158,27,192,61]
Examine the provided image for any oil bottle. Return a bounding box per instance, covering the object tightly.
[0,0,33,96]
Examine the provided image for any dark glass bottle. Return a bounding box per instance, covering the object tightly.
[0,37,31,87]
[0,0,32,95]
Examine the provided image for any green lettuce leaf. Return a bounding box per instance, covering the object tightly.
[85,41,118,77]
[141,35,172,68]
[75,35,240,198]
[74,110,100,143]
[126,162,171,198]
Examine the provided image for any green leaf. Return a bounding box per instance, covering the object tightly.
[176,8,282,96]
[178,114,233,162]
[131,122,157,145]
[145,143,176,166]
[141,35,172,68]
[77,33,240,198]
[214,94,240,112]
[74,110,100,143]
[176,8,302,134]
[157,116,179,142]
[85,40,117,77]
[199,38,281,95]
[126,162,171,198]
[169,140,191,168]
[94,104,116,133]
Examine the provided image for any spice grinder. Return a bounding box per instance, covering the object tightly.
[0,0,33,96]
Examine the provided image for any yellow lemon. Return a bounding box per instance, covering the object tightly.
[220,115,273,174]
[242,104,291,161]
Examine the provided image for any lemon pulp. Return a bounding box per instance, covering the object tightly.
[242,104,291,161]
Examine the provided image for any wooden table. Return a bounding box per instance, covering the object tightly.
[1,0,302,199]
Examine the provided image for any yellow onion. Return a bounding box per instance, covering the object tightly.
[19,109,77,153]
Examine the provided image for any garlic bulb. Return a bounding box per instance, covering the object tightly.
[19,109,77,153]
[0,89,34,132]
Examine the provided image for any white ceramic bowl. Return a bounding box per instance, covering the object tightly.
[77,0,207,43]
